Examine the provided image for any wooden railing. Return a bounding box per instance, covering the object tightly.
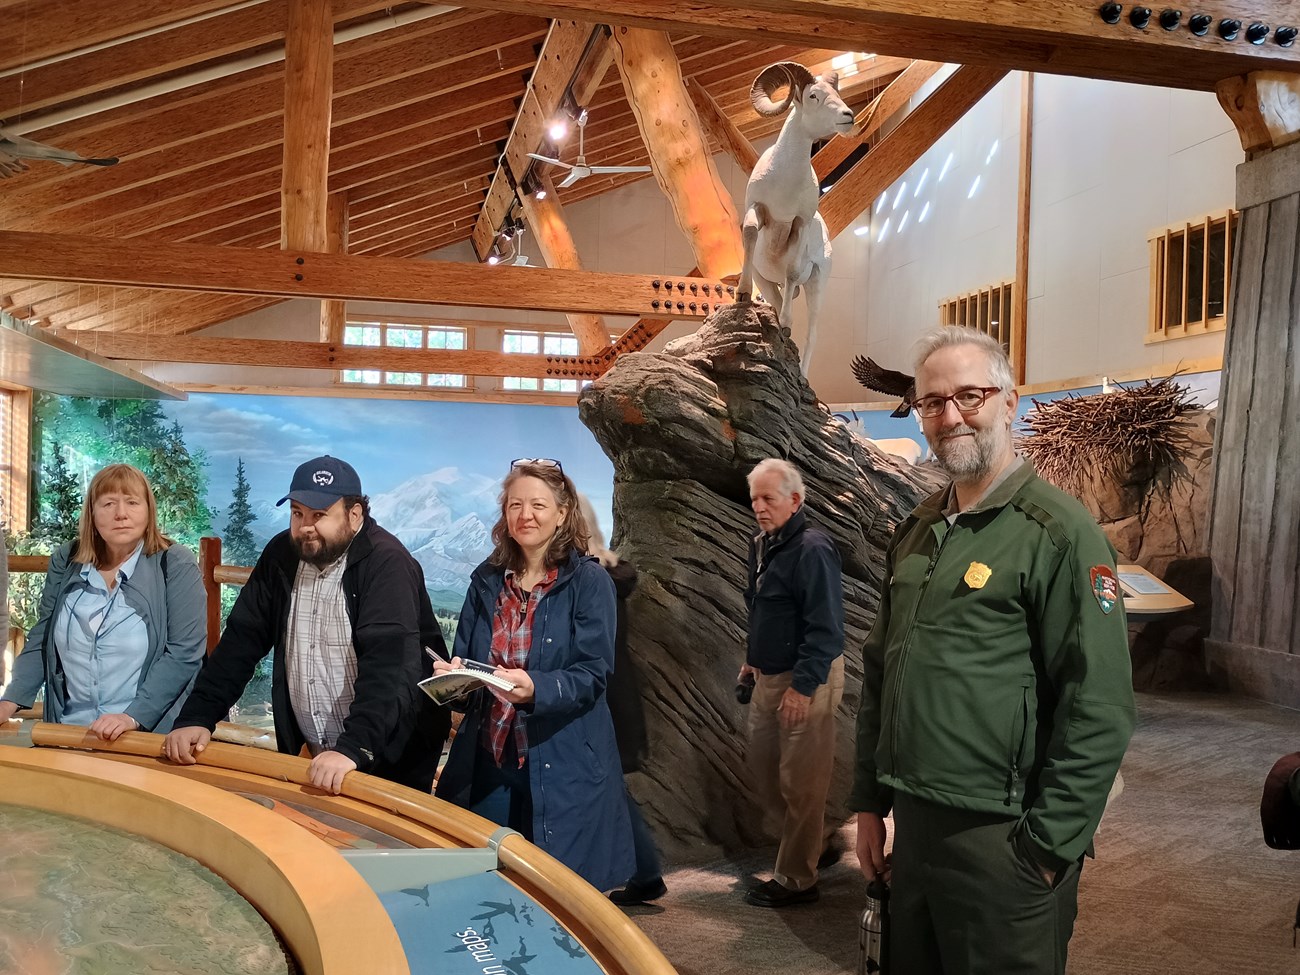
[7,535,246,654]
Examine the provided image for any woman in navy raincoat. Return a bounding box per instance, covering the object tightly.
[434,459,633,891]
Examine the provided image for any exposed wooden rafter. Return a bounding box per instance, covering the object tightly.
[448,0,1300,90]
[281,0,334,253]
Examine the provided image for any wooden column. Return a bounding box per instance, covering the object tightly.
[1011,71,1033,384]
[281,0,334,253]
[518,174,610,355]
[199,536,223,654]
[1205,71,1300,708]
[611,26,744,280]
[320,191,348,343]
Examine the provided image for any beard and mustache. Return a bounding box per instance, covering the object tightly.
[928,420,1009,481]
[292,527,356,568]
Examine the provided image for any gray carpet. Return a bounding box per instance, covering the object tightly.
[625,691,1300,973]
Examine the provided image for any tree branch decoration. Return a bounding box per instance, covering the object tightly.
[1016,376,1203,498]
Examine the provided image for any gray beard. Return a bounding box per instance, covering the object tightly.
[929,422,1005,482]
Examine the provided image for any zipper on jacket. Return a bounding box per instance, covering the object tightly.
[888,523,951,774]
[1007,681,1031,804]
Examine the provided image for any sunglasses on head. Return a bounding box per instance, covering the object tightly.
[510,457,564,474]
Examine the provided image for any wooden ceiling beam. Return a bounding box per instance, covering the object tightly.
[443,0,1300,91]
[0,0,399,119]
[65,332,615,380]
[612,26,743,279]
[686,76,759,174]
[281,0,335,253]
[0,230,730,318]
[0,19,546,226]
[470,20,607,261]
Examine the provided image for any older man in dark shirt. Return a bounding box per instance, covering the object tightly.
[739,458,846,908]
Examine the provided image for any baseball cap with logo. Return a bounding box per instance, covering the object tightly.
[276,455,363,510]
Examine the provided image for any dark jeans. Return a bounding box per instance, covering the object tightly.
[625,789,663,885]
[890,791,1082,975]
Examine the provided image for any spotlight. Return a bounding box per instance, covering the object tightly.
[1218,18,1241,39]
[1246,21,1270,44]
[1277,25,1298,46]
[1188,12,1212,34]
[535,187,547,200]
[1158,8,1181,30]
[487,253,501,265]
[1129,6,1152,28]
[1099,2,1123,24]
[548,119,568,141]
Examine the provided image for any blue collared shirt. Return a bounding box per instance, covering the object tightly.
[57,542,149,726]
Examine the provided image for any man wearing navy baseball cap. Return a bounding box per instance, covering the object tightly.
[165,455,451,795]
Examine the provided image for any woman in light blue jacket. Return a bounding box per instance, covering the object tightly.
[0,464,206,739]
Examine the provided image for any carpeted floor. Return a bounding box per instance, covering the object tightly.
[624,691,1300,974]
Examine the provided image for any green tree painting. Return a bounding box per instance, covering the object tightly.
[223,458,258,568]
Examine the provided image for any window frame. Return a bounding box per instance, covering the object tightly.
[337,317,470,389]
[1147,209,1238,344]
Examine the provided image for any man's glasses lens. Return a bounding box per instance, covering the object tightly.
[511,457,564,473]
[914,387,1001,418]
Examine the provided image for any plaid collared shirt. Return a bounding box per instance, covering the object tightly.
[285,552,357,755]
[482,566,558,768]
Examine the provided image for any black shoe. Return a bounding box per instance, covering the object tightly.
[608,878,667,906]
[745,878,819,908]
[817,840,844,871]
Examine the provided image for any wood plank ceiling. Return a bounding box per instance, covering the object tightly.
[0,0,907,340]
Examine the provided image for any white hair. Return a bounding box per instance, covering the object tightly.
[912,327,1015,392]
[747,458,806,500]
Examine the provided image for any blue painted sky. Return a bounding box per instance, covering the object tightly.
[161,394,615,540]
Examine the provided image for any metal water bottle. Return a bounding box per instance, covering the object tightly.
[857,877,890,975]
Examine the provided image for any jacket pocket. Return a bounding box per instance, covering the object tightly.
[1007,678,1033,803]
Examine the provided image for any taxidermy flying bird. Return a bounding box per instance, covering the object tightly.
[850,355,915,417]
[0,127,119,178]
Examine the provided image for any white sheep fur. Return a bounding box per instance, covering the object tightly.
[737,62,856,377]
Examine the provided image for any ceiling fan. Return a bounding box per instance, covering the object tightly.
[527,109,652,189]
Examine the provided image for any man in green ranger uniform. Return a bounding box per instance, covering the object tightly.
[851,328,1136,974]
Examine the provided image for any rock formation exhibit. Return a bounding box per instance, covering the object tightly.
[578,302,941,856]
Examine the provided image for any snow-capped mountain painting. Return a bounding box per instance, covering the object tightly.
[163,393,615,613]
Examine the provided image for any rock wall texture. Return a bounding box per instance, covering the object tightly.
[578,303,941,858]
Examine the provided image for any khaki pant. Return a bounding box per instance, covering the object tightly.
[746,655,844,890]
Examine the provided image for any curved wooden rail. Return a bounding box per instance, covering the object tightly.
[0,744,409,975]
[30,723,679,975]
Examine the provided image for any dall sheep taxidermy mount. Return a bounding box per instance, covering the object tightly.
[736,62,856,377]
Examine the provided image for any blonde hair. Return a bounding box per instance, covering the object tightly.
[72,464,173,567]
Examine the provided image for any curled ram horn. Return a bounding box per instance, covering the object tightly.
[750,61,817,116]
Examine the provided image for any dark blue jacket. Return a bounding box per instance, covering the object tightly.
[744,507,845,696]
[436,549,634,892]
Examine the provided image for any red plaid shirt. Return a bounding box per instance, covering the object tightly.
[483,567,558,768]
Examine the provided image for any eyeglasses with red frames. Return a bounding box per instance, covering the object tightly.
[510,457,564,474]
[912,386,1005,419]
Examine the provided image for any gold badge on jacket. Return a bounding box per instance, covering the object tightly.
[964,561,992,590]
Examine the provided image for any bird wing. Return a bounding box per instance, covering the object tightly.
[850,355,915,397]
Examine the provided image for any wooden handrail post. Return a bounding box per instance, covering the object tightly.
[199,536,223,655]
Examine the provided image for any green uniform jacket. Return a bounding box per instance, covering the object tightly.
[850,462,1136,872]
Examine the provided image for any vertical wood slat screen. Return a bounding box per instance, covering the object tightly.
[938,281,1015,357]
[1148,209,1237,342]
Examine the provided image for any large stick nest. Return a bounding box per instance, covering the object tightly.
[1016,376,1202,497]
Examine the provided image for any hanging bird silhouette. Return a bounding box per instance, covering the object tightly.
[472,899,518,923]
[0,127,119,178]
[500,937,536,975]
[550,926,587,960]
[850,355,915,417]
